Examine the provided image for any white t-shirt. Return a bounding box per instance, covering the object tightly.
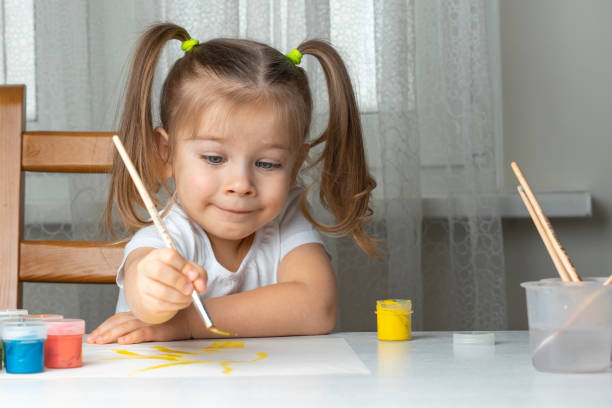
[115,188,324,313]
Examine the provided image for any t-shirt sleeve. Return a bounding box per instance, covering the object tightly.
[279,191,325,260]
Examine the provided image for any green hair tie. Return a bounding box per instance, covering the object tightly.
[285,48,302,65]
[181,38,199,52]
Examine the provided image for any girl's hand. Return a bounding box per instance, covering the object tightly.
[86,311,191,345]
[130,248,207,321]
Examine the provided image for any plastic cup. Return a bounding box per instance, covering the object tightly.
[44,318,85,368]
[0,310,29,370]
[521,279,612,373]
[1,320,47,374]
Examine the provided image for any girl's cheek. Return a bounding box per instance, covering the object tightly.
[188,174,211,190]
[189,175,206,189]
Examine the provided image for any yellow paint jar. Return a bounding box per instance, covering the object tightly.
[376,299,412,341]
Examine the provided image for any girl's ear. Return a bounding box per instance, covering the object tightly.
[290,143,310,187]
[154,127,173,179]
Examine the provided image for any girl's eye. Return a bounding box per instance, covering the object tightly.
[202,155,225,165]
[256,161,282,170]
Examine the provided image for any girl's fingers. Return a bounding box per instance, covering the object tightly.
[117,316,188,344]
[145,279,193,303]
[87,312,135,342]
[90,316,149,344]
[155,248,189,271]
[117,325,174,345]
[193,279,206,293]
[182,262,207,293]
[145,263,193,295]
[142,290,192,311]
[117,326,152,345]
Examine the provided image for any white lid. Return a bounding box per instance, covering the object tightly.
[1,320,47,340]
[0,309,28,317]
[453,331,495,346]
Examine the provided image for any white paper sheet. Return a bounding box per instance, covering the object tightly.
[0,336,370,379]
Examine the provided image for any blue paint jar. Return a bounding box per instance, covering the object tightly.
[0,310,28,371]
[1,320,46,374]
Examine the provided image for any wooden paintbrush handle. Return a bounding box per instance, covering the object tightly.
[511,162,582,282]
[517,186,570,281]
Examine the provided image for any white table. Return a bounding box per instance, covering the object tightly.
[1,331,610,407]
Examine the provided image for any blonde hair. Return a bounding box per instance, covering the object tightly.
[104,22,379,258]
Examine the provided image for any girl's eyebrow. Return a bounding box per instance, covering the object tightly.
[259,141,291,151]
[192,133,290,151]
[191,133,225,142]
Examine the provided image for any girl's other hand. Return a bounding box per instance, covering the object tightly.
[86,311,191,345]
[132,248,207,318]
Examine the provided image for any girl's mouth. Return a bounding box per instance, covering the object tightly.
[216,206,253,215]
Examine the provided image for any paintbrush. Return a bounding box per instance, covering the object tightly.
[516,185,570,281]
[112,135,228,336]
[511,162,581,281]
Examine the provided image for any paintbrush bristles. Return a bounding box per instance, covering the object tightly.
[517,186,570,282]
[511,162,582,282]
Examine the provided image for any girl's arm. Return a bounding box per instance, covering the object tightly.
[187,242,337,338]
[92,242,336,344]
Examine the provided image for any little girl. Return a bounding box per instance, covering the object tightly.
[87,22,378,345]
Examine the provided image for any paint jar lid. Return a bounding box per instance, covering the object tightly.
[25,314,64,321]
[45,318,85,335]
[1,320,47,340]
[0,309,28,317]
[453,331,495,346]
[0,318,23,337]
[0,317,34,337]
[376,299,412,312]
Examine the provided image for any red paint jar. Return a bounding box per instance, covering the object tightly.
[44,319,85,368]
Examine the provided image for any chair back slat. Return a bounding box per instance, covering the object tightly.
[23,132,115,173]
[19,241,124,283]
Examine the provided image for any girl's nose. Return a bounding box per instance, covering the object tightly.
[225,164,255,197]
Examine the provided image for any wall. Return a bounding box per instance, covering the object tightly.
[500,0,612,328]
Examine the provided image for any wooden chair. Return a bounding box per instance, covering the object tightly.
[0,84,124,309]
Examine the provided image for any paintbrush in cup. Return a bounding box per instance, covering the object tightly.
[112,135,228,336]
[517,186,570,281]
[510,163,612,360]
[511,162,581,282]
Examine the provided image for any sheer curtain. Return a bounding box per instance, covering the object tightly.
[4,0,505,332]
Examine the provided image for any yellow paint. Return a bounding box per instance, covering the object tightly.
[152,346,199,355]
[103,340,267,376]
[202,341,244,349]
[376,299,412,341]
[218,353,268,374]
[209,327,231,336]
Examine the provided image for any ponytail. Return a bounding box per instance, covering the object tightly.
[103,23,190,237]
[298,40,380,259]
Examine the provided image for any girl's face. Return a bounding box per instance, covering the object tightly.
[165,101,299,246]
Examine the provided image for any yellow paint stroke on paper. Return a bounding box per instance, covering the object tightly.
[102,340,268,376]
[202,341,244,349]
